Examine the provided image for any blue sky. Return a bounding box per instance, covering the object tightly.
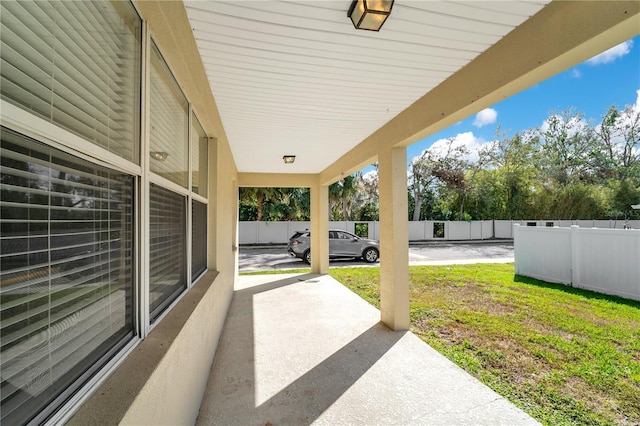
[364,34,640,174]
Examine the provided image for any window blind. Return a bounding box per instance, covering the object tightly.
[149,184,186,320]
[0,0,141,163]
[0,127,134,424]
[192,200,207,281]
[149,43,188,187]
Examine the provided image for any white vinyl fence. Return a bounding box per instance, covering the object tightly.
[239,219,640,244]
[514,224,640,302]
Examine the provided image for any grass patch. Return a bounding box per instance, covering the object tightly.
[329,263,640,426]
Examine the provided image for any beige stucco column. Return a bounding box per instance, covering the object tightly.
[378,146,410,330]
[310,183,329,274]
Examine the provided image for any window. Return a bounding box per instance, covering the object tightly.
[191,114,208,196]
[149,184,186,320]
[0,127,134,424]
[149,42,188,187]
[0,1,141,163]
[1,1,210,422]
[192,200,207,281]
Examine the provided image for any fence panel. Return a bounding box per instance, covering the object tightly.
[424,221,435,240]
[574,228,640,301]
[470,221,482,239]
[515,225,640,302]
[239,221,258,244]
[576,220,595,228]
[514,225,572,284]
[556,220,574,227]
[494,220,513,238]
[594,220,612,229]
[482,220,494,239]
[448,221,471,240]
[257,222,289,244]
[408,221,426,240]
[471,221,493,239]
[330,221,348,231]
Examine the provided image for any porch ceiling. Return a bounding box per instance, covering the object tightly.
[183,1,550,175]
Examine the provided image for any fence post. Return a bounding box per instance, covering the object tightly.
[513,224,520,274]
[570,225,579,286]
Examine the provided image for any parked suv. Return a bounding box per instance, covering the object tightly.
[287,229,380,264]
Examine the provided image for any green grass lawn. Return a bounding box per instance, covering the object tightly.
[327,263,640,425]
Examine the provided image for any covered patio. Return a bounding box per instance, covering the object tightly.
[71,1,637,424]
[2,0,638,424]
[196,274,538,425]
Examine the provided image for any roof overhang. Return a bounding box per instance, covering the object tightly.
[140,1,640,186]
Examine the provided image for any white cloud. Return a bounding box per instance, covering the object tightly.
[586,40,633,65]
[570,68,582,78]
[411,132,492,164]
[473,108,498,128]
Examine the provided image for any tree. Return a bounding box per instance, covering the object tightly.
[355,202,379,221]
[329,175,358,220]
[479,130,541,219]
[357,167,379,205]
[409,138,469,221]
[239,187,280,221]
[610,179,640,219]
[539,109,597,185]
[593,104,640,181]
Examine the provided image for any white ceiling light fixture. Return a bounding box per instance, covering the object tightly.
[348,0,394,31]
[283,155,296,164]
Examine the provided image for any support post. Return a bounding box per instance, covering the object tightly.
[310,183,329,274]
[378,146,410,330]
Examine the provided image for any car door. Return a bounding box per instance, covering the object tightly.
[328,231,340,256]
[334,231,361,256]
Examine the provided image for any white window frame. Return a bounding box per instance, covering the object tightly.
[144,35,210,332]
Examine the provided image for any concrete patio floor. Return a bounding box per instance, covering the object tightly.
[196,273,539,425]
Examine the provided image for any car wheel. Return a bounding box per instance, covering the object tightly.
[362,248,379,263]
[303,250,311,264]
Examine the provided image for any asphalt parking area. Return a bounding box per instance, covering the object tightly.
[239,241,514,272]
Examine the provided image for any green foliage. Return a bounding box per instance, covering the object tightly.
[238,201,257,221]
[329,175,359,220]
[354,222,369,237]
[239,187,310,221]
[355,202,378,221]
[610,179,640,219]
[447,104,640,220]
